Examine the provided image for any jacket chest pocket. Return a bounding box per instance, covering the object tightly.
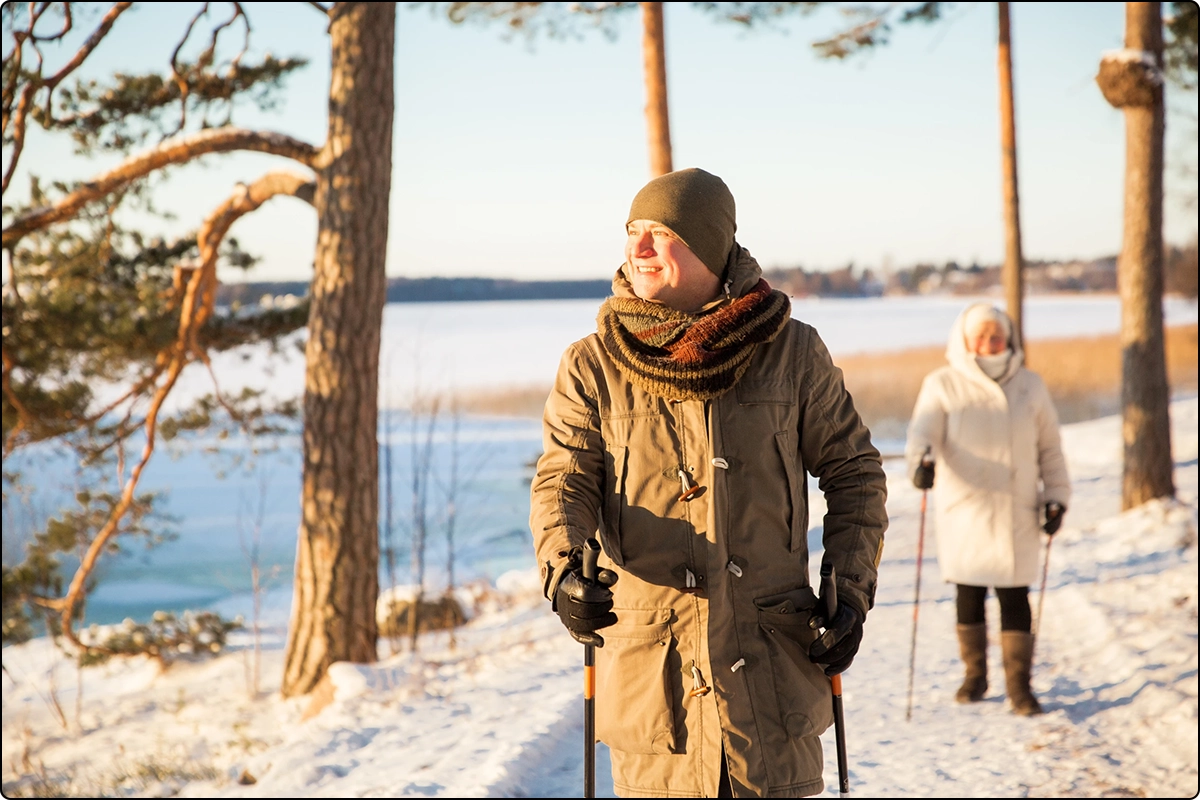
[774,430,808,552]
[601,445,628,567]
[595,610,679,755]
[730,382,805,552]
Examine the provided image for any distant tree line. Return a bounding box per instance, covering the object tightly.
[764,244,1197,299]
[216,243,1198,308]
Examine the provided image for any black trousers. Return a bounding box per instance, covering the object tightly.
[956,583,1032,632]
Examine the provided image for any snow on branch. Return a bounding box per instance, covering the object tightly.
[1096,48,1164,109]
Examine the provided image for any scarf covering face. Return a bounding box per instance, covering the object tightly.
[975,350,1013,381]
[596,278,792,400]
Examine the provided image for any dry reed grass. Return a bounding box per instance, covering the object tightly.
[451,324,1199,432]
[840,324,1198,432]
[455,384,552,418]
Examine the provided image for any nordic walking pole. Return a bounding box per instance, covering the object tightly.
[819,562,850,798]
[905,447,932,722]
[1032,532,1054,660]
[581,537,601,799]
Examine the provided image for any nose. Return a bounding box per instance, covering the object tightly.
[633,230,655,258]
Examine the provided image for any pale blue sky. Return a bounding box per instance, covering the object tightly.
[5,2,1198,282]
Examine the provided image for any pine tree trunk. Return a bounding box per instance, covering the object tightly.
[998,2,1025,350]
[641,2,672,177]
[282,1,395,698]
[1108,2,1175,510]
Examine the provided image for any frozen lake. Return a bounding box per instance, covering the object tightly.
[4,293,1196,625]
[169,292,1199,409]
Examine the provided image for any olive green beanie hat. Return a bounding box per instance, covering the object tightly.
[627,167,736,278]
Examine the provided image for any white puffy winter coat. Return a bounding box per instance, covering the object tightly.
[905,303,1071,587]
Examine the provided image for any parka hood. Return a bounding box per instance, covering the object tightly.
[612,241,764,310]
[946,302,1025,384]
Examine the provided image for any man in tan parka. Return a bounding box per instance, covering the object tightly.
[529,168,888,797]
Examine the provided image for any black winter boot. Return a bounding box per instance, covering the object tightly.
[1001,631,1043,716]
[955,623,988,703]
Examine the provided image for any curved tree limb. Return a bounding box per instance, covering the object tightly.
[169,2,251,135]
[2,79,35,195]
[28,1,72,44]
[188,171,316,348]
[2,2,134,193]
[44,3,132,91]
[44,170,315,655]
[52,329,191,650]
[3,175,314,456]
[1,344,32,454]
[169,3,213,134]
[2,127,321,247]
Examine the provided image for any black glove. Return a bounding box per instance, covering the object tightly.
[553,547,618,647]
[1043,502,1065,535]
[808,604,865,677]
[912,460,935,491]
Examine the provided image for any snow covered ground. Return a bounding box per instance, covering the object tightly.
[2,397,1197,798]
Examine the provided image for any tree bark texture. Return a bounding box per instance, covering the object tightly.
[1116,2,1175,509]
[641,2,672,177]
[282,1,395,697]
[998,3,1025,351]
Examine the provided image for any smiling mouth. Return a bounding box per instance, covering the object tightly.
[635,266,662,273]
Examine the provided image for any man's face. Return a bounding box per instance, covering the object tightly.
[624,219,721,312]
[966,320,1009,356]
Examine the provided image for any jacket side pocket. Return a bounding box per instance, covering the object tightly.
[596,609,677,755]
[755,593,833,739]
[600,445,628,567]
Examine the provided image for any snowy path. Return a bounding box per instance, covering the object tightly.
[2,399,1196,798]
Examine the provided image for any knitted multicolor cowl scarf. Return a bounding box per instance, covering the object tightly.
[596,279,792,400]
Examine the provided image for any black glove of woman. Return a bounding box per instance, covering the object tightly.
[1043,502,1066,535]
[912,461,935,490]
[912,447,935,490]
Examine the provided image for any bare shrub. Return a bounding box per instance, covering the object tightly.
[378,593,467,638]
[79,610,242,668]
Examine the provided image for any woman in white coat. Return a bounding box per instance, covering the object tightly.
[905,303,1070,716]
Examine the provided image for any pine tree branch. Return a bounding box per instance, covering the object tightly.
[2,127,321,247]
[1,344,32,454]
[28,2,73,44]
[2,85,34,199]
[811,5,894,59]
[189,171,316,352]
[44,170,315,653]
[169,3,251,135]
[2,2,134,194]
[3,174,315,455]
[51,322,190,649]
[45,3,132,91]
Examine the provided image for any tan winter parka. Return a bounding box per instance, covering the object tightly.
[529,248,888,798]
[905,303,1071,588]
